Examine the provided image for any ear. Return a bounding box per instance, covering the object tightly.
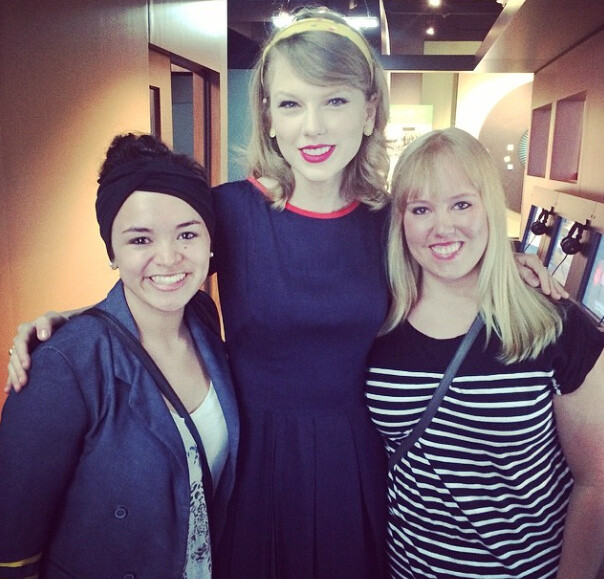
[364,93,378,133]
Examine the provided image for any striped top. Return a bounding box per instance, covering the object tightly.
[366,304,604,579]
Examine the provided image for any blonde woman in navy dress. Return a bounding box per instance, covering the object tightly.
[211,9,392,576]
[5,10,392,577]
[5,11,567,579]
[366,128,604,578]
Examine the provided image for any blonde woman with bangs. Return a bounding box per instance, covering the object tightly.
[245,9,390,210]
[8,8,394,577]
[6,11,568,579]
[366,127,604,578]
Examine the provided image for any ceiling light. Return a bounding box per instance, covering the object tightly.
[428,0,442,7]
[272,12,294,28]
[426,24,436,36]
[345,16,380,29]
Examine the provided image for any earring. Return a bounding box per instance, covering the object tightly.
[363,126,373,137]
[109,261,118,270]
[209,252,214,258]
[269,127,276,139]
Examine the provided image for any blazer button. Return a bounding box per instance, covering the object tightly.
[114,506,128,519]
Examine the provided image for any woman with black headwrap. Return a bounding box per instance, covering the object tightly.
[0,133,239,579]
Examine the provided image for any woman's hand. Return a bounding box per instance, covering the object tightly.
[6,311,74,393]
[514,253,569,300]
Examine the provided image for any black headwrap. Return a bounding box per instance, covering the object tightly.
[95,159,214,258]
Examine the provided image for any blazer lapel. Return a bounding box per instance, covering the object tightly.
[100,282,189,476]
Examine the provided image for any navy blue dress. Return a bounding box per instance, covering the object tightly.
[213,179,389,578]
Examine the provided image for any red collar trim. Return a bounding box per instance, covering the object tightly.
[247,177,360,220]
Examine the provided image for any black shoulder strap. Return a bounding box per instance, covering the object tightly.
[388,315,484,471]
[83,307,214,511]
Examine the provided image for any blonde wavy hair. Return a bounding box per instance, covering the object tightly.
[246,7,390,209]
[383,127,563,363]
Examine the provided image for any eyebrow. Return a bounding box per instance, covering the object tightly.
[408,191,480,203]
[273,86,354,98]
[121,220,203,234]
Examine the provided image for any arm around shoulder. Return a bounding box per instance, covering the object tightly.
[6,306,89,393]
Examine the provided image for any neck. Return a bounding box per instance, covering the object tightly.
[124,294,187,346]
[408,271,480,338]
[289,178,346,213]
[420,270,480,305]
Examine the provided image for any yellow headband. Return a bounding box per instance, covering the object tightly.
[261,17,374,84]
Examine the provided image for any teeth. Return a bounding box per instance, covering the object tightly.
[431,242,461,256]
[303,146,330,156]
[150,273,186,285]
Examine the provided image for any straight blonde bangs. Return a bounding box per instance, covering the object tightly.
[382,128,563,361]
[245,9,390,209]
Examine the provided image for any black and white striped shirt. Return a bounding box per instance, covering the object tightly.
[366,304,603,578]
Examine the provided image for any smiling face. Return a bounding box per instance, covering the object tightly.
[267,52,376,195]
[403,160,489,289]
[111,191,211,319]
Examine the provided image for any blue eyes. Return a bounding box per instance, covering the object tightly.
[277,97,350,109]
[455,201,471,210]
[411,207,428,216]
[327,97,348,106]
[409,201,472,215]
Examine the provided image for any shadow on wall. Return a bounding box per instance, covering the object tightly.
[479,82,533,216]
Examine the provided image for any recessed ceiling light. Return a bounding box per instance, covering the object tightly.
[272,12,294,28]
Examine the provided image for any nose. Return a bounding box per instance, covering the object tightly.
[433,209,456,235]
[154,239,183,266]
[302,106,327,137]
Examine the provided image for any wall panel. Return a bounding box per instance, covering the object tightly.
[0,0,228,399]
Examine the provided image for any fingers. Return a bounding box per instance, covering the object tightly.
[525,257,569,300]
[514,253,542,288]
[5,320,42,393]
[5,357,26,393]
[513,252,569,301]
[4,311,69,393]
[6,329,34,393]
[550,277,570,301]
[14,322,37,367]
[32,319,53,342]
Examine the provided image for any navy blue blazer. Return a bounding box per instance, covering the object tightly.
[0,282,239,579]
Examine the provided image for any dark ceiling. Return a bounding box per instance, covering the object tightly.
[227,0,504,69]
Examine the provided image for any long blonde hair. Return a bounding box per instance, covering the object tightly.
[383,128,563,363]
[246,7,390,209]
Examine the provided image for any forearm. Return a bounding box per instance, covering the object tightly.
[556,483,604,578]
